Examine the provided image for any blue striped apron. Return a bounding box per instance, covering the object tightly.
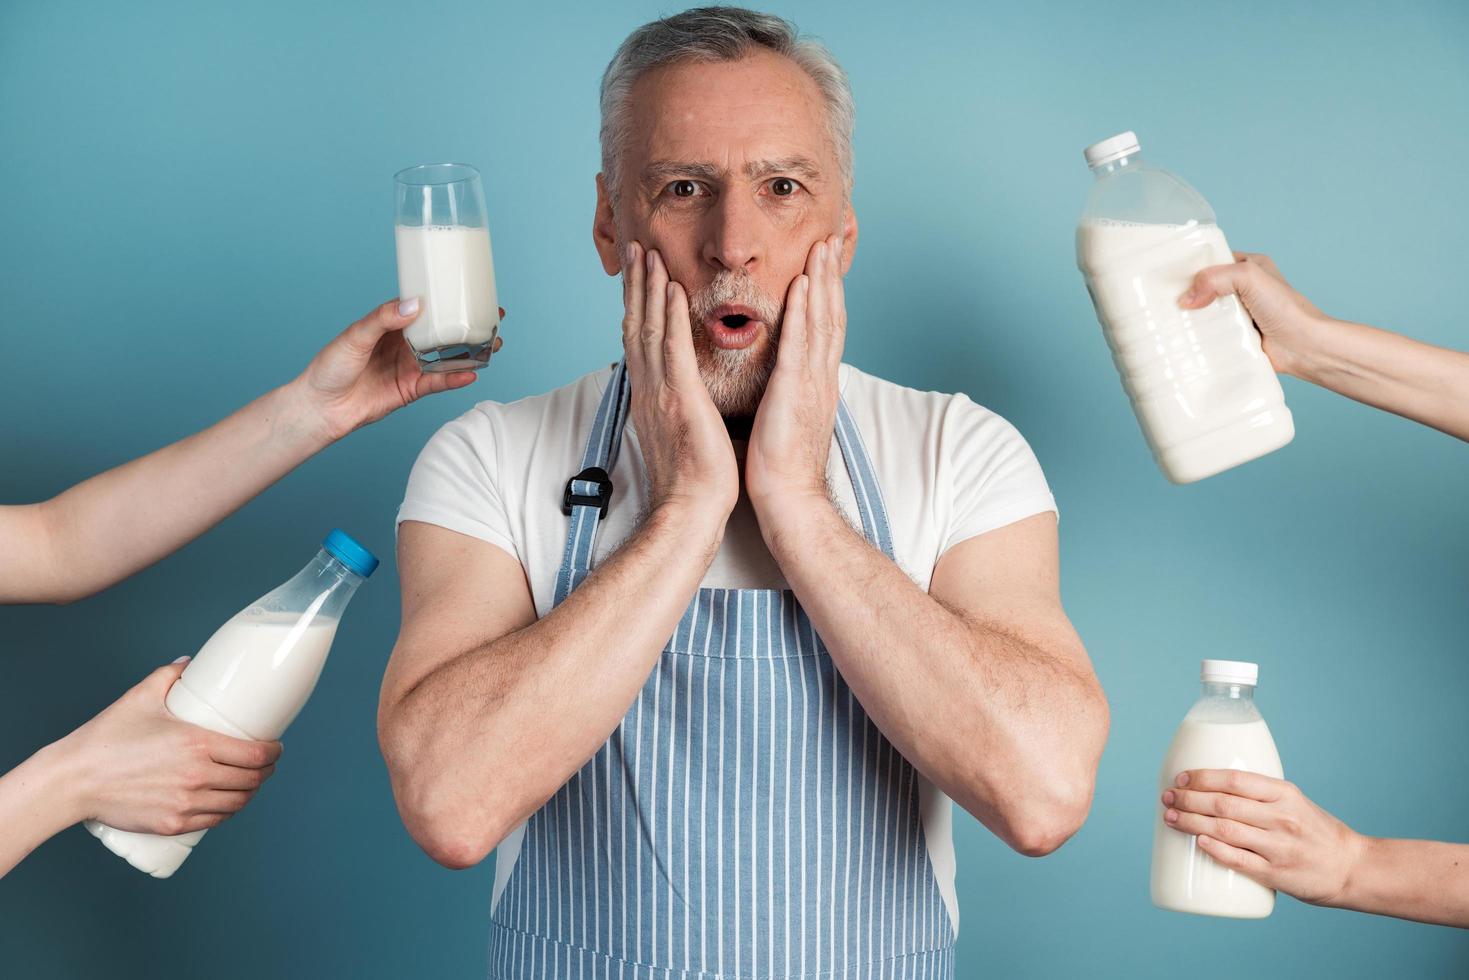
[488,361,957,979]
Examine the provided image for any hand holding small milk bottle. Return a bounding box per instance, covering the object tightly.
[1151,659,1284,918]
[85,530,378,878]
[1076,132,1294,483]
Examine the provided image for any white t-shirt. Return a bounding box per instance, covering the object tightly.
[397,361,1058,933]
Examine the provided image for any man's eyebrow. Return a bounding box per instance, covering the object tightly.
[640,156,825,187]
[641,161,724,186]
[745,157,823,182]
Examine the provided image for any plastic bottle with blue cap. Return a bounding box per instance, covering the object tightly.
[85,530,378,877]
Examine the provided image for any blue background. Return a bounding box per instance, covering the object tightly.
[2,0,1466,976]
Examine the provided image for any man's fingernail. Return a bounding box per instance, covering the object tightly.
[398,297,420,317]
[173,655,191,664]
[1176,772,1190,786]
[646,249,656,272]
[1162,790,1175,806]
[1178,290,1195,306]
[1165,809,1179,823]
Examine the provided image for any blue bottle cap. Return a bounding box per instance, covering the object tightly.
[323,529,379,578]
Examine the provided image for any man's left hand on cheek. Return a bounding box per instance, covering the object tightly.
[745,234,847,522]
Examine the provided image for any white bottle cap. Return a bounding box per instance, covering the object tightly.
[1083,131,1140,168]
[1201,659,1259,686]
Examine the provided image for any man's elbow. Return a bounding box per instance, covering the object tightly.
[1006,789,1093,858]
[1002,718,1107,857]
[378,716,510,870]
[410,811,503,871]
[390,769,514,870]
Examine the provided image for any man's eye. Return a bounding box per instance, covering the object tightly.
[670,180,700,198]
[770,177,799,197]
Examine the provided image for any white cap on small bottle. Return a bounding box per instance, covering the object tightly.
[1084,131,1140,168]
[1201,659,1259,686]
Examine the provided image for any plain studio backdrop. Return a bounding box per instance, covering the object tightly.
[1,1,1466,977]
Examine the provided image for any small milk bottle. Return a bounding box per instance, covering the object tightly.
[84,529,378,878]
[1151,659,1284,918]
[1076,131,1294,483]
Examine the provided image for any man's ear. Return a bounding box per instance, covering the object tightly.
[838,203,859,275]
[593,173,621,276]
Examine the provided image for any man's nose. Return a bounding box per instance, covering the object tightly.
[701,191,762,274]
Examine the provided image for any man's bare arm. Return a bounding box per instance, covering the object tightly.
[378,507,722,869]
[763,507,1109,856]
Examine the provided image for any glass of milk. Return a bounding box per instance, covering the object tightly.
[1150,659,1284,918]
[394,163,500,373]
[1076,132,1294,483]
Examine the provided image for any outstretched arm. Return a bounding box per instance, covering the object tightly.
[1165,769,1469,928]
[1182,252,1469,441]
[0,300,497,605]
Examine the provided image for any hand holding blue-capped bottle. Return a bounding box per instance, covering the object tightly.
[86,530,378,878]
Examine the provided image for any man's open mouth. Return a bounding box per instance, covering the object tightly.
[704,304,764,351]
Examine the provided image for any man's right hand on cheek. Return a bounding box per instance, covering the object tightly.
[620,240,739,532]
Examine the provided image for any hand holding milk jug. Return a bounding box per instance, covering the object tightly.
[1151,660,1284,918]
[1076,132,1294,483]
[85,530,378,878]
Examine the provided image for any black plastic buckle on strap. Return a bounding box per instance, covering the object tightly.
[561,466,614,518]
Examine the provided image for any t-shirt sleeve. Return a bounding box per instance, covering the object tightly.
[939,394,1058,555]
[396,406,519,563]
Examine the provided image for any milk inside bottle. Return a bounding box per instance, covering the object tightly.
[1151,659,1284,918]
[84,529,378,878]
[1076,131,1294,483]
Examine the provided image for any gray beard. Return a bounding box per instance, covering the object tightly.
[687,270,784,418]
[695,323,781,418]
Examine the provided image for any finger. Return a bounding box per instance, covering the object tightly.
[777,274,811,363]
[1178,262,1259,310]
[201,762,275,792]
[205,734,282,770]
[1239,251,1286,283]
[622,241,645,347]
[643,249,669,376]
[824,233,848,339]
[806,239,829,336]
[178,811,232,834]
[346,298,419,354]
[1165,809,1273,854]
[413,370,478,400]
[1162,787,1274,830]
[188,789,258,815]
[663,280,700,384]
[1196,834,1273,881]
[139,660,190,697]
[1174,769,1284,802]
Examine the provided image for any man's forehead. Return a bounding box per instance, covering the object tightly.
[625,50,833,177]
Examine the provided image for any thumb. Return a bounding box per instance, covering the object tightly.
[1178,262,1255,310]
[339,299,419,357]
[158,655,190,680]
[136,657,189,698]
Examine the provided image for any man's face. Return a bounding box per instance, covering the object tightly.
[594,48,858,417]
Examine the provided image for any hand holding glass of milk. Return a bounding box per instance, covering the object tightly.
[394,163,501,373]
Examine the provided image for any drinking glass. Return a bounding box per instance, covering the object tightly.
[393,163,500,372]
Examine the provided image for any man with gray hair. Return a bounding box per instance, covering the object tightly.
[380,7,1109,977]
